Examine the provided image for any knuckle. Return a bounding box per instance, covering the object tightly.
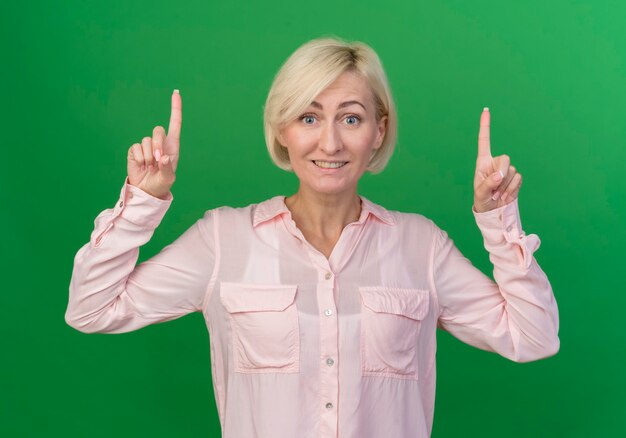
[510,165,516,173]
[142,136,152,143]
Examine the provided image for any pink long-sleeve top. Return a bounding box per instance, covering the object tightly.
[66,178,559,438]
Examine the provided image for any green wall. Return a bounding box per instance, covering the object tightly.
[2,0,624,436]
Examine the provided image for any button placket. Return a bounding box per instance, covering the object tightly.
[317,266,339,437]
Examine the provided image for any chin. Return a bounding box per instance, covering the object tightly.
[306,180,358,196]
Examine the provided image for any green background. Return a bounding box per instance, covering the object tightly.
[2,0,624,436]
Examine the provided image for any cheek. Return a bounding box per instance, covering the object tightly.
[343,128,380,152]
[283,129,316,151]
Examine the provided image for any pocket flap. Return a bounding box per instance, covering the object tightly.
[360,287,430,320]
[220,282,298,313]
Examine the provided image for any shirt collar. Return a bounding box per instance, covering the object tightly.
[252,195,395,228]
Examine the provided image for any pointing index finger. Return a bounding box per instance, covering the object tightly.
[478,107,491,158]
[168,89,182,142]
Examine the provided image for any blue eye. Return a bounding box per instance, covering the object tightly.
[301,115,316,124]
[345,115,360,125]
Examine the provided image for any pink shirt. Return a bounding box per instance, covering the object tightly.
[66,179,559,438]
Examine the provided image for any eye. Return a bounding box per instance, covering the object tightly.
[300,114,317,125]
[344,115,360,125]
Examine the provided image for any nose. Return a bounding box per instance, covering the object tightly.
[319,122,342,154]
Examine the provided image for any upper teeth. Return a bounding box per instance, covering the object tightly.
[314,161,347,169]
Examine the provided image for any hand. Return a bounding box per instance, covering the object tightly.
[127,90,183,200]
[473,108,523,213]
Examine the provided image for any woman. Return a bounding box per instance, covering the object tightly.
[66,37,559,438]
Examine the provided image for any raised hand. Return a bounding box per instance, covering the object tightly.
[473,108,522,213]
[127,90,183,200]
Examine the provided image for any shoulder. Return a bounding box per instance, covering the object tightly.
[389,210,443,247]
[198,196,284,227]
[389,209,436,228]
[363,196,439,233]
[363,199,448,257]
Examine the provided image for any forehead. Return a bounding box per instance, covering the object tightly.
[312,71,374,105]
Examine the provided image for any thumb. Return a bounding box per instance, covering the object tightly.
[476,170,504,200]
[157,154,176,182]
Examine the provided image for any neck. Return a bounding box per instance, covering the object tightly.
[284,185,362,238]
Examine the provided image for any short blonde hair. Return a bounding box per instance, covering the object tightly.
[263,37,397,174]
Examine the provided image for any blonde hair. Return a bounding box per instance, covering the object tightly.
[263,37,397,174]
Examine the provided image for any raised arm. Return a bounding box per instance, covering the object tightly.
[65,91,218,334]
[434,109,559,362]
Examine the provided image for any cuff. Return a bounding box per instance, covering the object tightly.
[472,198,541,270]
[91,178,173,247]
[110,177,173,229]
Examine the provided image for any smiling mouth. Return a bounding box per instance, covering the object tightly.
[313,160,348,169]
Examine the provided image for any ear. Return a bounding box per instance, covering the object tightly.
[373,115,388,150]
[277,129,286,147]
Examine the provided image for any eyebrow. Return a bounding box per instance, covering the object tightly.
[310,100,367,111]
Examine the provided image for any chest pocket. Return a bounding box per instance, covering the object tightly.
[220,282,299,373]
[359,287,430,380]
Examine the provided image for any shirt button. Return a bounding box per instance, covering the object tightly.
[324,309,333,316]
[326,358,334,366]
[324,272,332,280]
[325,402,333,409]
[506,225,513,232]
[118,200,124,208]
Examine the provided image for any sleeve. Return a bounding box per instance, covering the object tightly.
[65,177,217,334]
[433,198,560,362]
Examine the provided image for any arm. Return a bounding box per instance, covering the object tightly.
[433,198,559,362]
[432,107,560,361]
[65,178,216,334]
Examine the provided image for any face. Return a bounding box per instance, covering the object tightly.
[278,71,387,197]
